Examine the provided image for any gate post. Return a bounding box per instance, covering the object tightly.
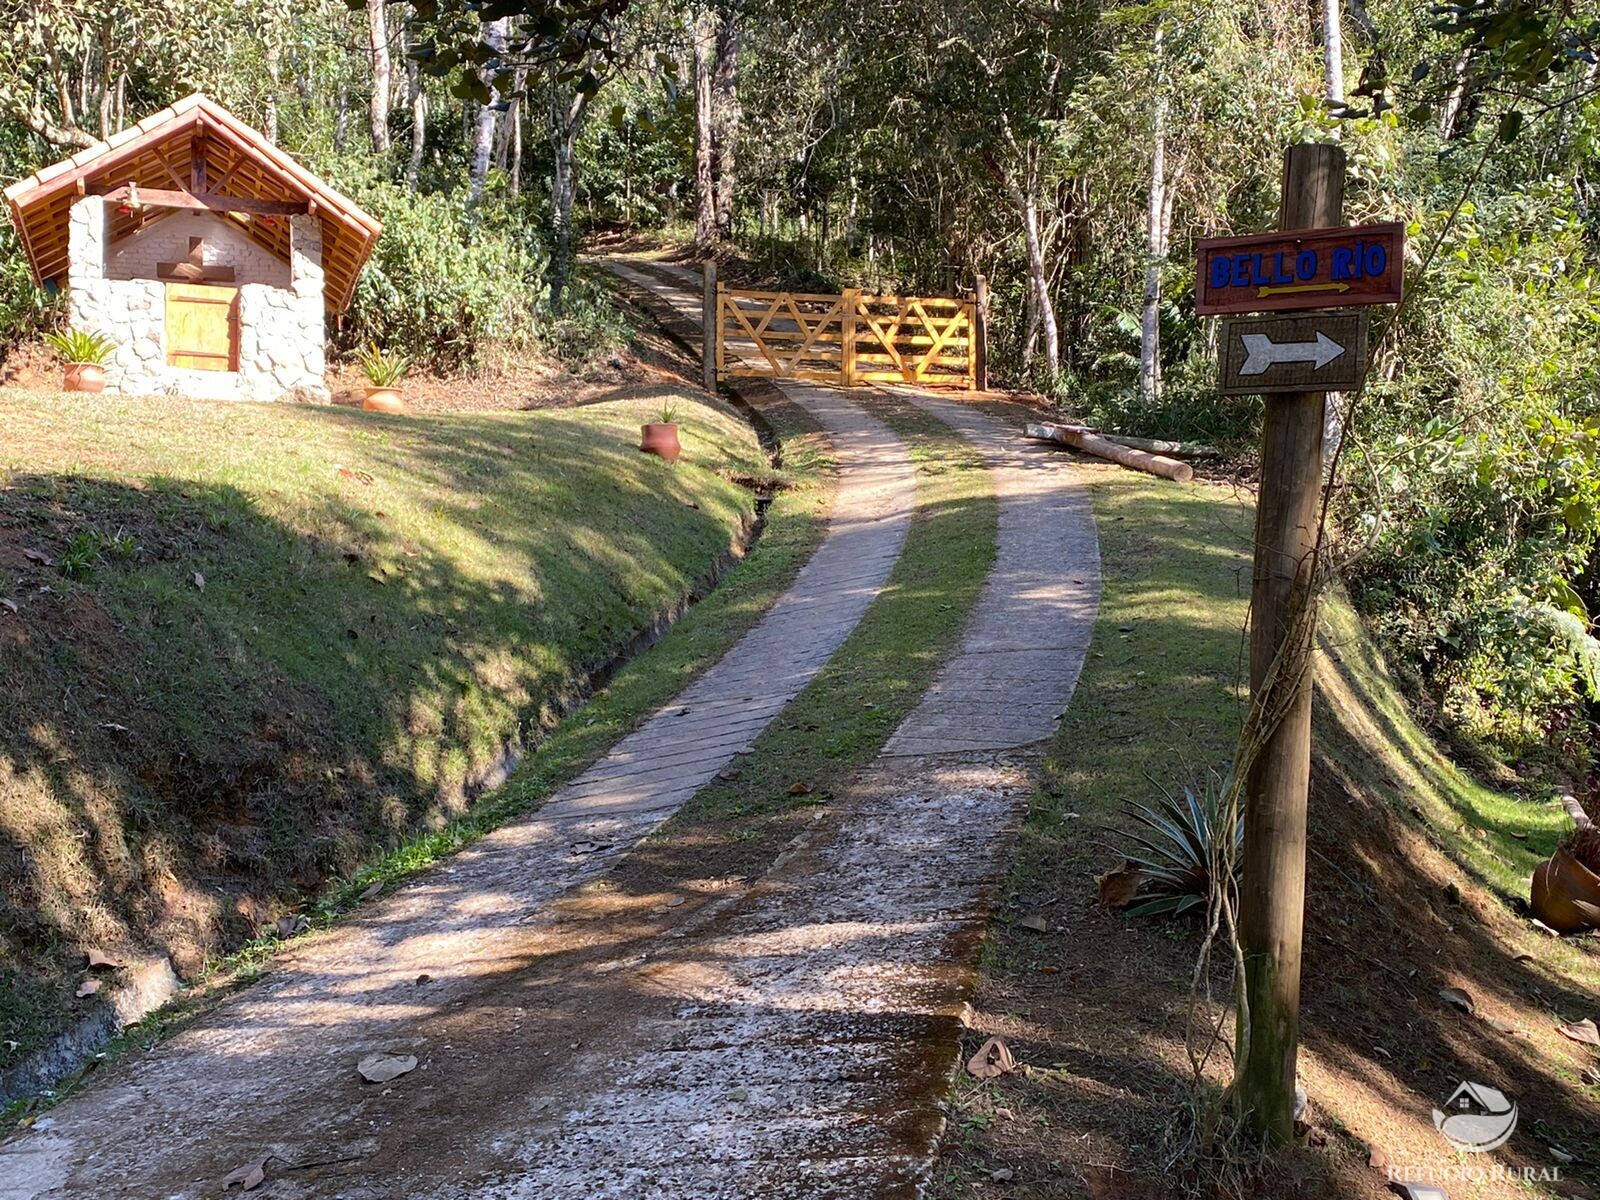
[973,275,990,392]
[702,261,718,393]
[841,288,861,386]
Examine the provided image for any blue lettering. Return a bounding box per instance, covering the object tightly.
[1331,247,1355,281]
[1250,253,1265,285]
[1366,243,1387,276]
[1233,254,1251,287]
[1272,252,1293,284]
[1296,250,1317,280]
[1210,256,1232,289]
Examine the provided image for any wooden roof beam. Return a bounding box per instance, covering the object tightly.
[91,184,309,216]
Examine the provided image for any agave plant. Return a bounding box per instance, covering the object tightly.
[43,328,116,366]
[357,343,413,388]
[1120,775,1243,918]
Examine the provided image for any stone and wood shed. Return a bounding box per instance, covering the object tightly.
[3,94,381,402]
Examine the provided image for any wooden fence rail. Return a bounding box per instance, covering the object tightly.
[702,266,985,391]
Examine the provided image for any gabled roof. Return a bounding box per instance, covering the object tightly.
[3,94,381,312]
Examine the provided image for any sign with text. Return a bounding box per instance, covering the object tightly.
[1219,310,1369,395]
[1196,222,1404,315]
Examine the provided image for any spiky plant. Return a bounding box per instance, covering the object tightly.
[44,328,116,366]
[357,343,413,388]
[1121,776,1243,918]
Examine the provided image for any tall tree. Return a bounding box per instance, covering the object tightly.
[692,8,718,250]
[369,0,393,153]
[712,12,740,238]
[404,22,427,186]
[1138,21,1168,409]
[1321,0,1344,113]
[548,71,590,309]
[469,16,510,199]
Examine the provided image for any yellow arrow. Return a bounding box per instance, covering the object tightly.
[1256,282,1351,298]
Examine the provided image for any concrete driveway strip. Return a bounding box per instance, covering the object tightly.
[881,387,1101,755]
[0,267,916,1200]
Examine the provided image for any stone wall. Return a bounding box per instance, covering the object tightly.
[67,197,328,402]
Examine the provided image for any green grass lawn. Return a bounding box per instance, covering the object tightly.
[0,385,776,1070]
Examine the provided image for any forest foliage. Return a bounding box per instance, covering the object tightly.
[0,0,1596,775]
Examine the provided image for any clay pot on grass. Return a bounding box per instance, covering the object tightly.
[45,329,116,394]
[63,363,107,393]
[640,422,681,463]
[641,403,682,463]
[357,344,412,414]
[362,386,406,414]
[1531,845,1600,934]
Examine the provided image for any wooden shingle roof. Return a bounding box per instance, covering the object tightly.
[3,94,381,312]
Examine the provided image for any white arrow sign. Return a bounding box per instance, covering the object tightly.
[1238,330,1346,376]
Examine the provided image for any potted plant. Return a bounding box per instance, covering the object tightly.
[44,329,116,393]
[640,399,681,463]
[358,343,413,414]
[1531,820,1600,934]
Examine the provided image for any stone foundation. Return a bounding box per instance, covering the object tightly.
[67,197,328,402]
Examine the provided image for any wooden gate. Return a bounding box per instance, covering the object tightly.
[712,281,981,389]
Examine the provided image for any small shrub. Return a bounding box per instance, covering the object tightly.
[58,530,104,579]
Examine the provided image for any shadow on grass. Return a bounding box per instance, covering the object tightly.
[932,469,1600,1199]
[0,420,756,1071]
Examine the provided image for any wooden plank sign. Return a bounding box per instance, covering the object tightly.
[1219,311,1369,395]
[1195,221,1403,315]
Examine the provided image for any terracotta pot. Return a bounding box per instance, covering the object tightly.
[640,422,681,463]
[63,363,106,393]
[362,386,405,414]
[1530,845,1600,934]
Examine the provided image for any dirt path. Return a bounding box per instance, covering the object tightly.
[0,261,1099,1200]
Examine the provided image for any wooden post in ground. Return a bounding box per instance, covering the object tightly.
[841,288,861,386]
[1234,142,1343,1144]
[973,274,989,392]
[702,261,718,393]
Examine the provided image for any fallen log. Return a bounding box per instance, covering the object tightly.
[1025,422,1195,483]
[1095,431,1220,460]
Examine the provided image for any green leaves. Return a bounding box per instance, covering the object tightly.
[1116,775,1242,921]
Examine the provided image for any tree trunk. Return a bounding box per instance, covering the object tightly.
[548,78,587,312]
[1322,0,1344,113]
[1138,24,1167,408]
[334,84,350,154]
[1005,160,1059,377]
[406,42,426,188]
[1438,50,1473,142]
[469,18,508,201]
[368,0,392,154]
[263,39,281,144]
[712,13,740,238]
[509,92,524,198]
[692,9,717,252]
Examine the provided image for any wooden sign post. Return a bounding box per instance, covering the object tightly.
[1234,142,1345,1144]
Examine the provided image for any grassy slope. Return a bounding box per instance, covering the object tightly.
[0,385,772,1069]
[935,468,1600,1200]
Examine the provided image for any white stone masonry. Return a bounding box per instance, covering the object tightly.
[66,196,328,402]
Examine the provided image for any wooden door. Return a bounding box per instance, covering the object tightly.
[165,283,240,372]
